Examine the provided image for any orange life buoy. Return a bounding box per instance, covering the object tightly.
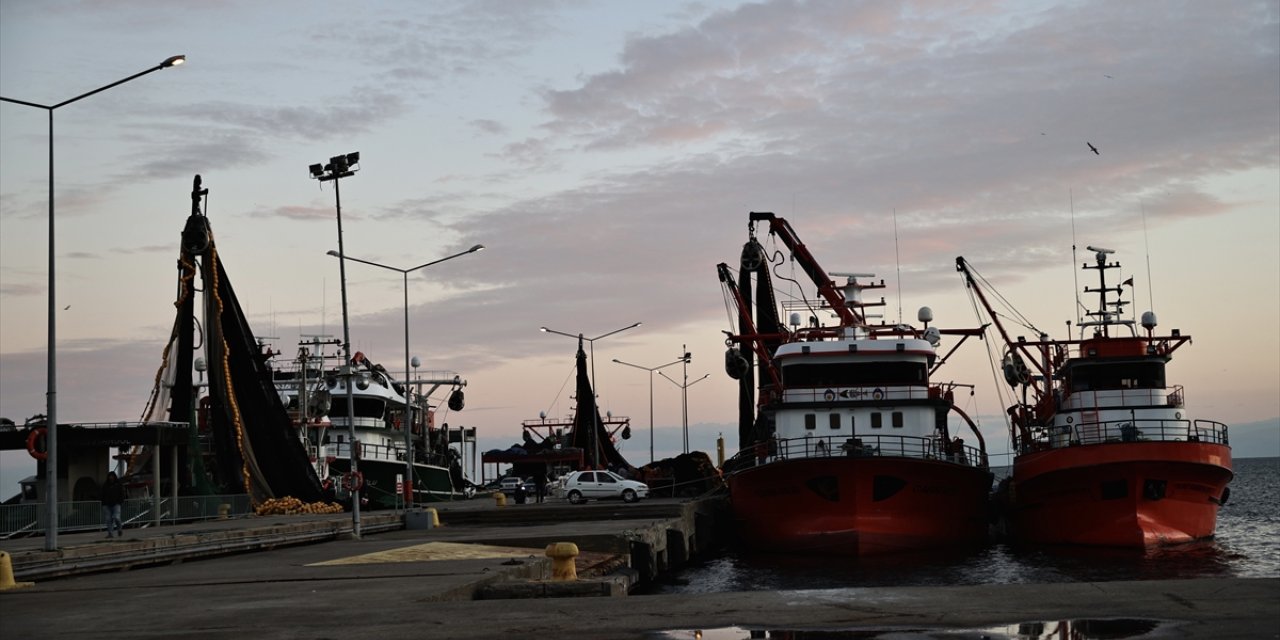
[26,428,48,460]
[342,471,365,492]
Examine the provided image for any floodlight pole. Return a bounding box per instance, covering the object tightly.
[613,356,685,463]
[540,322,641,469]
[311,153,361,537]
[1,54,185,552]
[327,245,484,508]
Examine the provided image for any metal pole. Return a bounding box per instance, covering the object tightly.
[682,344,689,454]
[648,371,655,463]
[333,176,360,537]
[46,108,58,549]
[3,54,184,551]
[403,271,413,507]
[587,337,597,469]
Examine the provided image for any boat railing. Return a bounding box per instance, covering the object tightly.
[1061,385,1186,410]
[781,385,933,404]
[329,440,452,468]
[1026,417,1229,451]
[0,494,253,538]
[724,433,986,473]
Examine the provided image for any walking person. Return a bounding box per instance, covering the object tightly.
[101,471,125,538]
[534,471,547,504]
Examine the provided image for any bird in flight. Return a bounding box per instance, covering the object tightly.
[1087,142,1099,155]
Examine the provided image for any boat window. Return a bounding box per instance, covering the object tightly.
[330,396,387,419]
[892,411,904,428]
[782,361,927,387]
[805,414,817,430]
[829,414,841,430]
[871,412,883,429]
[1069,361,1166,392]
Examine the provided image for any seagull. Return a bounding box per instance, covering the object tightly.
[1087,142,1099,155]
[64,305,71,310]
[1104,74,1114,79]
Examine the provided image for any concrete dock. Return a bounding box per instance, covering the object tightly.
[2,495,1277,639]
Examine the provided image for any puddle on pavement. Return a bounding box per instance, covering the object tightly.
[651,618,1172,639]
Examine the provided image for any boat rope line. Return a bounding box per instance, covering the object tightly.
[542,362,577,420]
[962,273,1016,438]
[961,260,1042,336]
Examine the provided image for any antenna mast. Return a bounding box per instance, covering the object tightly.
[1140,199,1155,314]
[1070,189,1082,333]
[892,208,903,324]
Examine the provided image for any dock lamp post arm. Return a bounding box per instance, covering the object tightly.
[613,357,685,463]
[326,244,484,506]
[1,54,185,552]
[540,322,642,468]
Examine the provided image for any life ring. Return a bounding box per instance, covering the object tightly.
[26,428,49,460]
[342,471,365,492]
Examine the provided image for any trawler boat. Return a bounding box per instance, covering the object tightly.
[957,248,1232,547]
[718,212,992,555]
[275,347,474,508]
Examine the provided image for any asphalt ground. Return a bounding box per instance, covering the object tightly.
[2,496,1277,639]
[2,528,1276,639]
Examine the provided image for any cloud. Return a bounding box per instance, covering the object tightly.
[469,119,507,135]
[250,203,353,223]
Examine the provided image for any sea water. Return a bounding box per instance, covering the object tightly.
[645,456,1280,593]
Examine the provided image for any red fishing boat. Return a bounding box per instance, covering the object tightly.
[957,247,1233,547]
[718,212,992,555]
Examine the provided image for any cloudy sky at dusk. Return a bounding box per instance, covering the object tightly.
[2,1,1277,491]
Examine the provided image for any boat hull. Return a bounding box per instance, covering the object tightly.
[329,458,461,508]
[1007,441,1232,547]
[727,456,991,555]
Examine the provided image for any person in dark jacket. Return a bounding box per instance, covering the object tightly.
[101,471,125,538]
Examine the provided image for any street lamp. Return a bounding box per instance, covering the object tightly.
[326,244,484,507]
[613,356,685,463]
[658,345,709,454]
[310,152,361,536]
[1,54,185,552]
[540,322,641,468]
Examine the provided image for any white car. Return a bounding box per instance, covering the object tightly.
[558,470,649,504]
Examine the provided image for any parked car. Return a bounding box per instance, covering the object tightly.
[557,470,649,504]
[499,476,525,495]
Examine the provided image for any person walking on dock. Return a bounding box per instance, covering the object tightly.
[534,471,547,504]
[101,471,125,538]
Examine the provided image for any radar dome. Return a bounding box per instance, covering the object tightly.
[917,306,934,324]
[1141,311,1158,330]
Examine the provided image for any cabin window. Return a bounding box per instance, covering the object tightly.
[782,361,928,387]
[892,412,904,428]
[829,414,841,430]
[804,414,817,430]
[871,412,883,429]
[1068,361,1166,392]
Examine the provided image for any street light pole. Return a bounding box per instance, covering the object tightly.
[310,152,361,536]
[612,356,685,463]
[659,345,708,454]
[2,54,185,552]
[540,322,641,469]
[326,244,484,507]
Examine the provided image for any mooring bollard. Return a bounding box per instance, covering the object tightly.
[545,542,579,581]
[0,550,34,591]
[218,503,231,520]
[425,507,440,529]
[494,492,507,507]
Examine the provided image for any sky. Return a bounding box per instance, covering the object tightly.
[2,0,1278,492]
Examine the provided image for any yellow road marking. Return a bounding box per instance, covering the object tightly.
[309,541,542,566]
